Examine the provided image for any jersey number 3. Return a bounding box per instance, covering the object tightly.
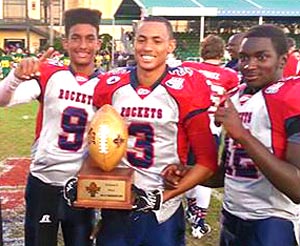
[127,123,154,168]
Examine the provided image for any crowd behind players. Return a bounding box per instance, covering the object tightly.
[0,45,113,79]
[2,33,299,80]
[0,42,140,80]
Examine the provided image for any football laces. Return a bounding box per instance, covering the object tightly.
[98,124,110,154]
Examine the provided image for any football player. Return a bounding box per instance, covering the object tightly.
[225,32,245,72]
[164,24,300,246]
[182,34,239,239]
[0,8,102,246]
[283,37,300,78]
[93,16,218,246]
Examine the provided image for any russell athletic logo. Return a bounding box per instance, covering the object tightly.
[39,214,52,223]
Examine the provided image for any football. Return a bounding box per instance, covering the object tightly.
[88,104,128,171]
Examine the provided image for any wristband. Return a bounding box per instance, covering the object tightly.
[8,77,23,91]
[4,70,24,91]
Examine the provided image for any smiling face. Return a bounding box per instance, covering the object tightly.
[134,21,176,75]
[239,37,287,89]
[63,23,101,73]
[226,34,244,60]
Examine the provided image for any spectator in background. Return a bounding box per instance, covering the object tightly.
[103,50,111,71]
[225,33,245,71]
[116,52,127,67]
[283,37,300,78]
[94,50,103,69]
[0,50,14,79]
[60,51,71,66]
[182,34,239,239]
[125,54,136,67]
[13,48,27,65]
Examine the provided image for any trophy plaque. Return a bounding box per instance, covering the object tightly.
[74,157,133,209]
[74,104,133,209]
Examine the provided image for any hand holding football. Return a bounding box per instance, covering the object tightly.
[88,104,128,171]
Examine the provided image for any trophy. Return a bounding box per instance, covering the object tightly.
[74,104,133,209]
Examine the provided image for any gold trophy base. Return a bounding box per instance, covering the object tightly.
[74,157,133,209]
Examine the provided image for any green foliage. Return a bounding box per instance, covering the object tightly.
[100,33,113,52]
[39,37,64,53]
[53,38,64,52]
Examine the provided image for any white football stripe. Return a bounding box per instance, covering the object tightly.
[98,125,110,154]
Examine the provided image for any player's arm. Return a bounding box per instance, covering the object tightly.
[0,70,41,106]
[0,47,54,106]
[162,136,225,189]
[227,69,240,90]
[202,130,227,188]
[162,111,218,202]
[201,159,225,188]
[0,70,24,106]
[215,98,300,204]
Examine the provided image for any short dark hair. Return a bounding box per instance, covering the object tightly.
[201,34,224,60]
[138,16,174,39]
[245,24,288,56]
[64,8,102,37]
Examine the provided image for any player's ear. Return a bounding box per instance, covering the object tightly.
[279,54,288,69]
[168,39,176,54]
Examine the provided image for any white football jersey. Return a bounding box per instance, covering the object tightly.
[223,81,300,226]
[94,66,216,222]
[8,61,100,186]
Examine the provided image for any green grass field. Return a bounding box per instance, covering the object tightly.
[0,102,223,245]
[0,102,38,159]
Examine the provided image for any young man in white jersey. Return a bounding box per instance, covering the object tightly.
[163,24,300,246]
[0,8,102,246]
[182,34,239,239]
[93,16,218,246]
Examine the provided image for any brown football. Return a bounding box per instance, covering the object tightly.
[88,104,128,171]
